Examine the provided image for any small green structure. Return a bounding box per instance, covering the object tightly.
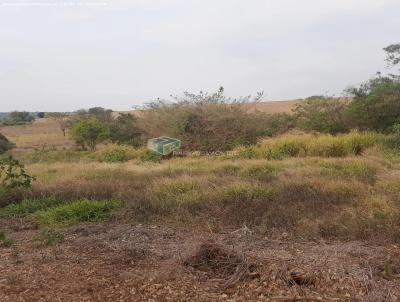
[147,136,181,155]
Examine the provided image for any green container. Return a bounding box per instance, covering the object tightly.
[147,136,181,155]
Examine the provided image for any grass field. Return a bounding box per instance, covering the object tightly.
[1,119,400,301]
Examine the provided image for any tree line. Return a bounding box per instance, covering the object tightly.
[1,43,399,153]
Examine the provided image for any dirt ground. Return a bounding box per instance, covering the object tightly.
[1,218,399,302]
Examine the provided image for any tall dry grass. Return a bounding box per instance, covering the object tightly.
[3,148,399,242]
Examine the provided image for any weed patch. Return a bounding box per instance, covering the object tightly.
[1,197,63,217]
[33,199,122,226]
[151,179,204,210]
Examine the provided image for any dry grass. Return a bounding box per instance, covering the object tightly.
[2,148,397,242]
[0,118,73,151]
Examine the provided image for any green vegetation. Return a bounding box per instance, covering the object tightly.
[109,113,143,147]
[294,96,350,134]
[0,133,14,154]
[70,118,109,151]
[1,197,62,217]
[0,156,35,189]
[1,111,34,126]
[234,132,380,160]
[33,199,122,226]
[101,147,129,162]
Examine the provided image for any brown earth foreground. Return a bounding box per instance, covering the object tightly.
[1,219,399,302]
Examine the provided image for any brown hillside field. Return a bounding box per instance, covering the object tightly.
[0,118,74,151]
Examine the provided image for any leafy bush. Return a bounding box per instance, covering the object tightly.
[70,118,109,151]
[0,156,35,189]
[381,123,400,150]
[138,87,268,152]
[294,96,350,134]
[102,148,129,162]
[33,199,122,226]
[109,113,143,147]
[138,148,162,162]
[347,75,400,132]
[0,133,14,154]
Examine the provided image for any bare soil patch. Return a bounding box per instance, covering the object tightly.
[1,219,399,301]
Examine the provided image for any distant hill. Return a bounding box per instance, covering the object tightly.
[243,99,301,114]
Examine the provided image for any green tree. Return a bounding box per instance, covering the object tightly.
[293,96,350,134]
[4,111,33,125]
[109,113,143,147]
[346,75,400,132]
[384,43,400,67]
[70,118,109,151]
[88,107,113,124]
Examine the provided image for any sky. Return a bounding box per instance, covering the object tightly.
[0,0,399,112]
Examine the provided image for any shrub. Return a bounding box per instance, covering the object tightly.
[33,199,122,226]
[381,124,400,150]
[70,118,109,151]
[347,75,400,132]
[294,96,350,134]
[0,156,35,189]
[0,133,14,154]
[102,148,129,162]
[138,87,268,152]
[138,148,162,162]
[109,113,143,147]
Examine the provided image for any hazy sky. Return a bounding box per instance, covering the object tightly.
[0,0,399,111]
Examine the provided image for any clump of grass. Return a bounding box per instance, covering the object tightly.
[138,148,162,162]
[151,179,204,210]
[221,184,274,202]
[34,228,65,246]
[233,132,380,160]
[0,197,63,217]
[215,184,275,225]
[241,163,281,180]
[310,160,378,183]
[212,164,241,175]
[0,231,14,247]
[32,199,122,226]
